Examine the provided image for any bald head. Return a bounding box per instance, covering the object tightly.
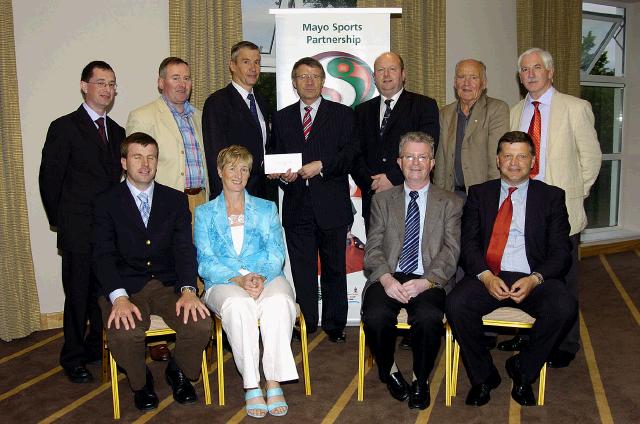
[454,59,487,111]
[373,52,406,98]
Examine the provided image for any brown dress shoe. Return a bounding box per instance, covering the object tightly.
[149,343,171,361]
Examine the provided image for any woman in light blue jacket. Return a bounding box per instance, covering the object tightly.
[194,145,297,418]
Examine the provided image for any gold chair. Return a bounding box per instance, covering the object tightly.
[213,303,311,406]
[445,307,547,406]
[102,315,212,419]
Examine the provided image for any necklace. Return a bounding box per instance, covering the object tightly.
[228,214,245,225]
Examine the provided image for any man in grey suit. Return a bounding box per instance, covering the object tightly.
[434,59,510,196]
[361,132,463,410]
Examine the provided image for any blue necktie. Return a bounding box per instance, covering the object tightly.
[137,192,150,227]
[398,191,420,273]
[379,99,393,137]
[247,93,262,141]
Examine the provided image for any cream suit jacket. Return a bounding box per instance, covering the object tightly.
[510,90,602,235]
[126,97,208,195]
[434,93,509,191]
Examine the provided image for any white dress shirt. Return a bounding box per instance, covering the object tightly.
[232,80,267,147]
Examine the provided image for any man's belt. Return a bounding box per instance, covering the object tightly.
[184,187,204,195]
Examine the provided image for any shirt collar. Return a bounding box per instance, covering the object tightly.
[82,102,106,122]
[526,86,554,107]
[126,179,154,201]
[162,96,194,117]
[381,88,404,106]
[231,80,254,99]
[300,96,322,113]
[500,178,529,199]
[403,181,430,198]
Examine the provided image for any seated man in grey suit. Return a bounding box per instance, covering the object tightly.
[361,132,463,410]
[92,132,211,411]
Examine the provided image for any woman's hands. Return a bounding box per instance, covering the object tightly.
[231,273,266,299]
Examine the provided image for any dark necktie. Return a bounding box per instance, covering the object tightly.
[95,117,108,145]
[528,101,541,177]
[303,106,313,141]
[247,93,260,127]
[398,191,420,273]
[485,187,517,275]
[379,99,393,136]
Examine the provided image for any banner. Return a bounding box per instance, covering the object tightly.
[271,8,400,325]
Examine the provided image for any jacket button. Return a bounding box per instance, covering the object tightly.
[146,261,151,266]
[382,158,387,162]
[146,240,151,245]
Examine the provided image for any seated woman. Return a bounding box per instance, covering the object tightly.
[194,145,297,418]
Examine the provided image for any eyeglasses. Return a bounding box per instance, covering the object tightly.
[401,155,432,162]
[87,80,118,90]
[295,74,323,81]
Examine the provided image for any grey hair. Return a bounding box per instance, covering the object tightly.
[398,132,435,157]
[518,48,554,70]
[455,59,487,81]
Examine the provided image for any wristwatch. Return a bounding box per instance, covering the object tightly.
[531,272,544,285]
[181,285,197,294]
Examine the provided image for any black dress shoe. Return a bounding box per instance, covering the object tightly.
[465,369,501,406]
[64,365,93,384]
[149,343,171,361]
[292,326,317,341]
[134,368,158,411]
[385,371,410,401]
[399,334,412,350]
[408,381,430,410]
[497,335,529,352]
[326,329,346,343]
[483,335,498,350]
[165,359,197,404]
[505,355,535,406]
[547,350,575,368]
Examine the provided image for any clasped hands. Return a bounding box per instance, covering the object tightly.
[230,273,266,299]
[480,272,538,303]
[379,273,432,304]
[267,161,323,183]
[107,290,210,330]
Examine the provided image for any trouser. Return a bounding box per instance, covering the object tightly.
[99,280,212,390]
[205,276,298,388]
[60,250,102,369]
[362,273,446,384]
[446,272,577,385]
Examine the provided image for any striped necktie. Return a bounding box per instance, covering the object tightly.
[379,99,393,136]
[398,191,420,273]
[137,192,150,227]
[528,101,541,177]
[303,106,313,141]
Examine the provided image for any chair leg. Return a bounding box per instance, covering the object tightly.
[102,330,109,384]
[538,363,546,406]
[201,350,212,405]
[445,323,452,406]
[357,321,365,401]
[109,352,120,420]
[298,313,311,396]
[452,341,460,397]
[215,315,225,406]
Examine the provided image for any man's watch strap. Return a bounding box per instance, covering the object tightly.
[181,285,197,294]
[531,272,544,285]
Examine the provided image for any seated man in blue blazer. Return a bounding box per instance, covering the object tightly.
[92,132,211,411]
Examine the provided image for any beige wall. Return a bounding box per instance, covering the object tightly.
[445,0,520,106]
[14,0,169,313]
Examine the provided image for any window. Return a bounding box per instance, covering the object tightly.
[581,2,625,229]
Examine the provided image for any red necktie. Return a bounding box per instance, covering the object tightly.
[528,101,541,177]
[486,187,517,276]
[95,117,108,145]
[302,106,312,141]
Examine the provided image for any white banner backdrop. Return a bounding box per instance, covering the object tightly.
[270,8,400,325]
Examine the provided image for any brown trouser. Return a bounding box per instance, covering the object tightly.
[100,280,212,390]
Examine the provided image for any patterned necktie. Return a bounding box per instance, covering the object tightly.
[303,106,313,141]
[528,101,541,177]
[379,99,393,137]
[398,191,420,273]
[485,187,517,275]
[95,117,108,145]
[137,192,150,227]
[247,93,261,128]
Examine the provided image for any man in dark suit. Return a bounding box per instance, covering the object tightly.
[202,40,276,202]
[92,133,211,411]
[445,131,577,406]
[269,57,357,343]
[362,132,463,409]
[39,61,125,383]
[352,52,440,232]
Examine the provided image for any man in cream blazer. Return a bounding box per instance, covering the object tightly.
[126,57,209,361]
[434,59,510,194]
[507,48,602,368]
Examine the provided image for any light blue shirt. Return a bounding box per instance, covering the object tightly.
[395,182,430,275]
[82,102,108,140]
[518,87,554,181]
[499,178,531,274]
[108,180,155,303]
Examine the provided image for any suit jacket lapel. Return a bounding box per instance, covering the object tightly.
[228,84,263,139]
[423,185,441,255]
[308,98,329,141]
[390,187,406,248]
[157,98,183,142]
[241,192,257,256]
[119,182,147,232]
[212,192,236,255]
[383,90,409,136]
[464,94,487,143]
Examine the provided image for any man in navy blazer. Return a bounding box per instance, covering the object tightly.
[92,133,211,411]
[446,131,577,407]
[202,41,277,203]
[39,61,124,384]
[352,52,440,232]
[269,57,357,342]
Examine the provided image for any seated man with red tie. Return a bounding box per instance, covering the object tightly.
[445,131,577,407]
